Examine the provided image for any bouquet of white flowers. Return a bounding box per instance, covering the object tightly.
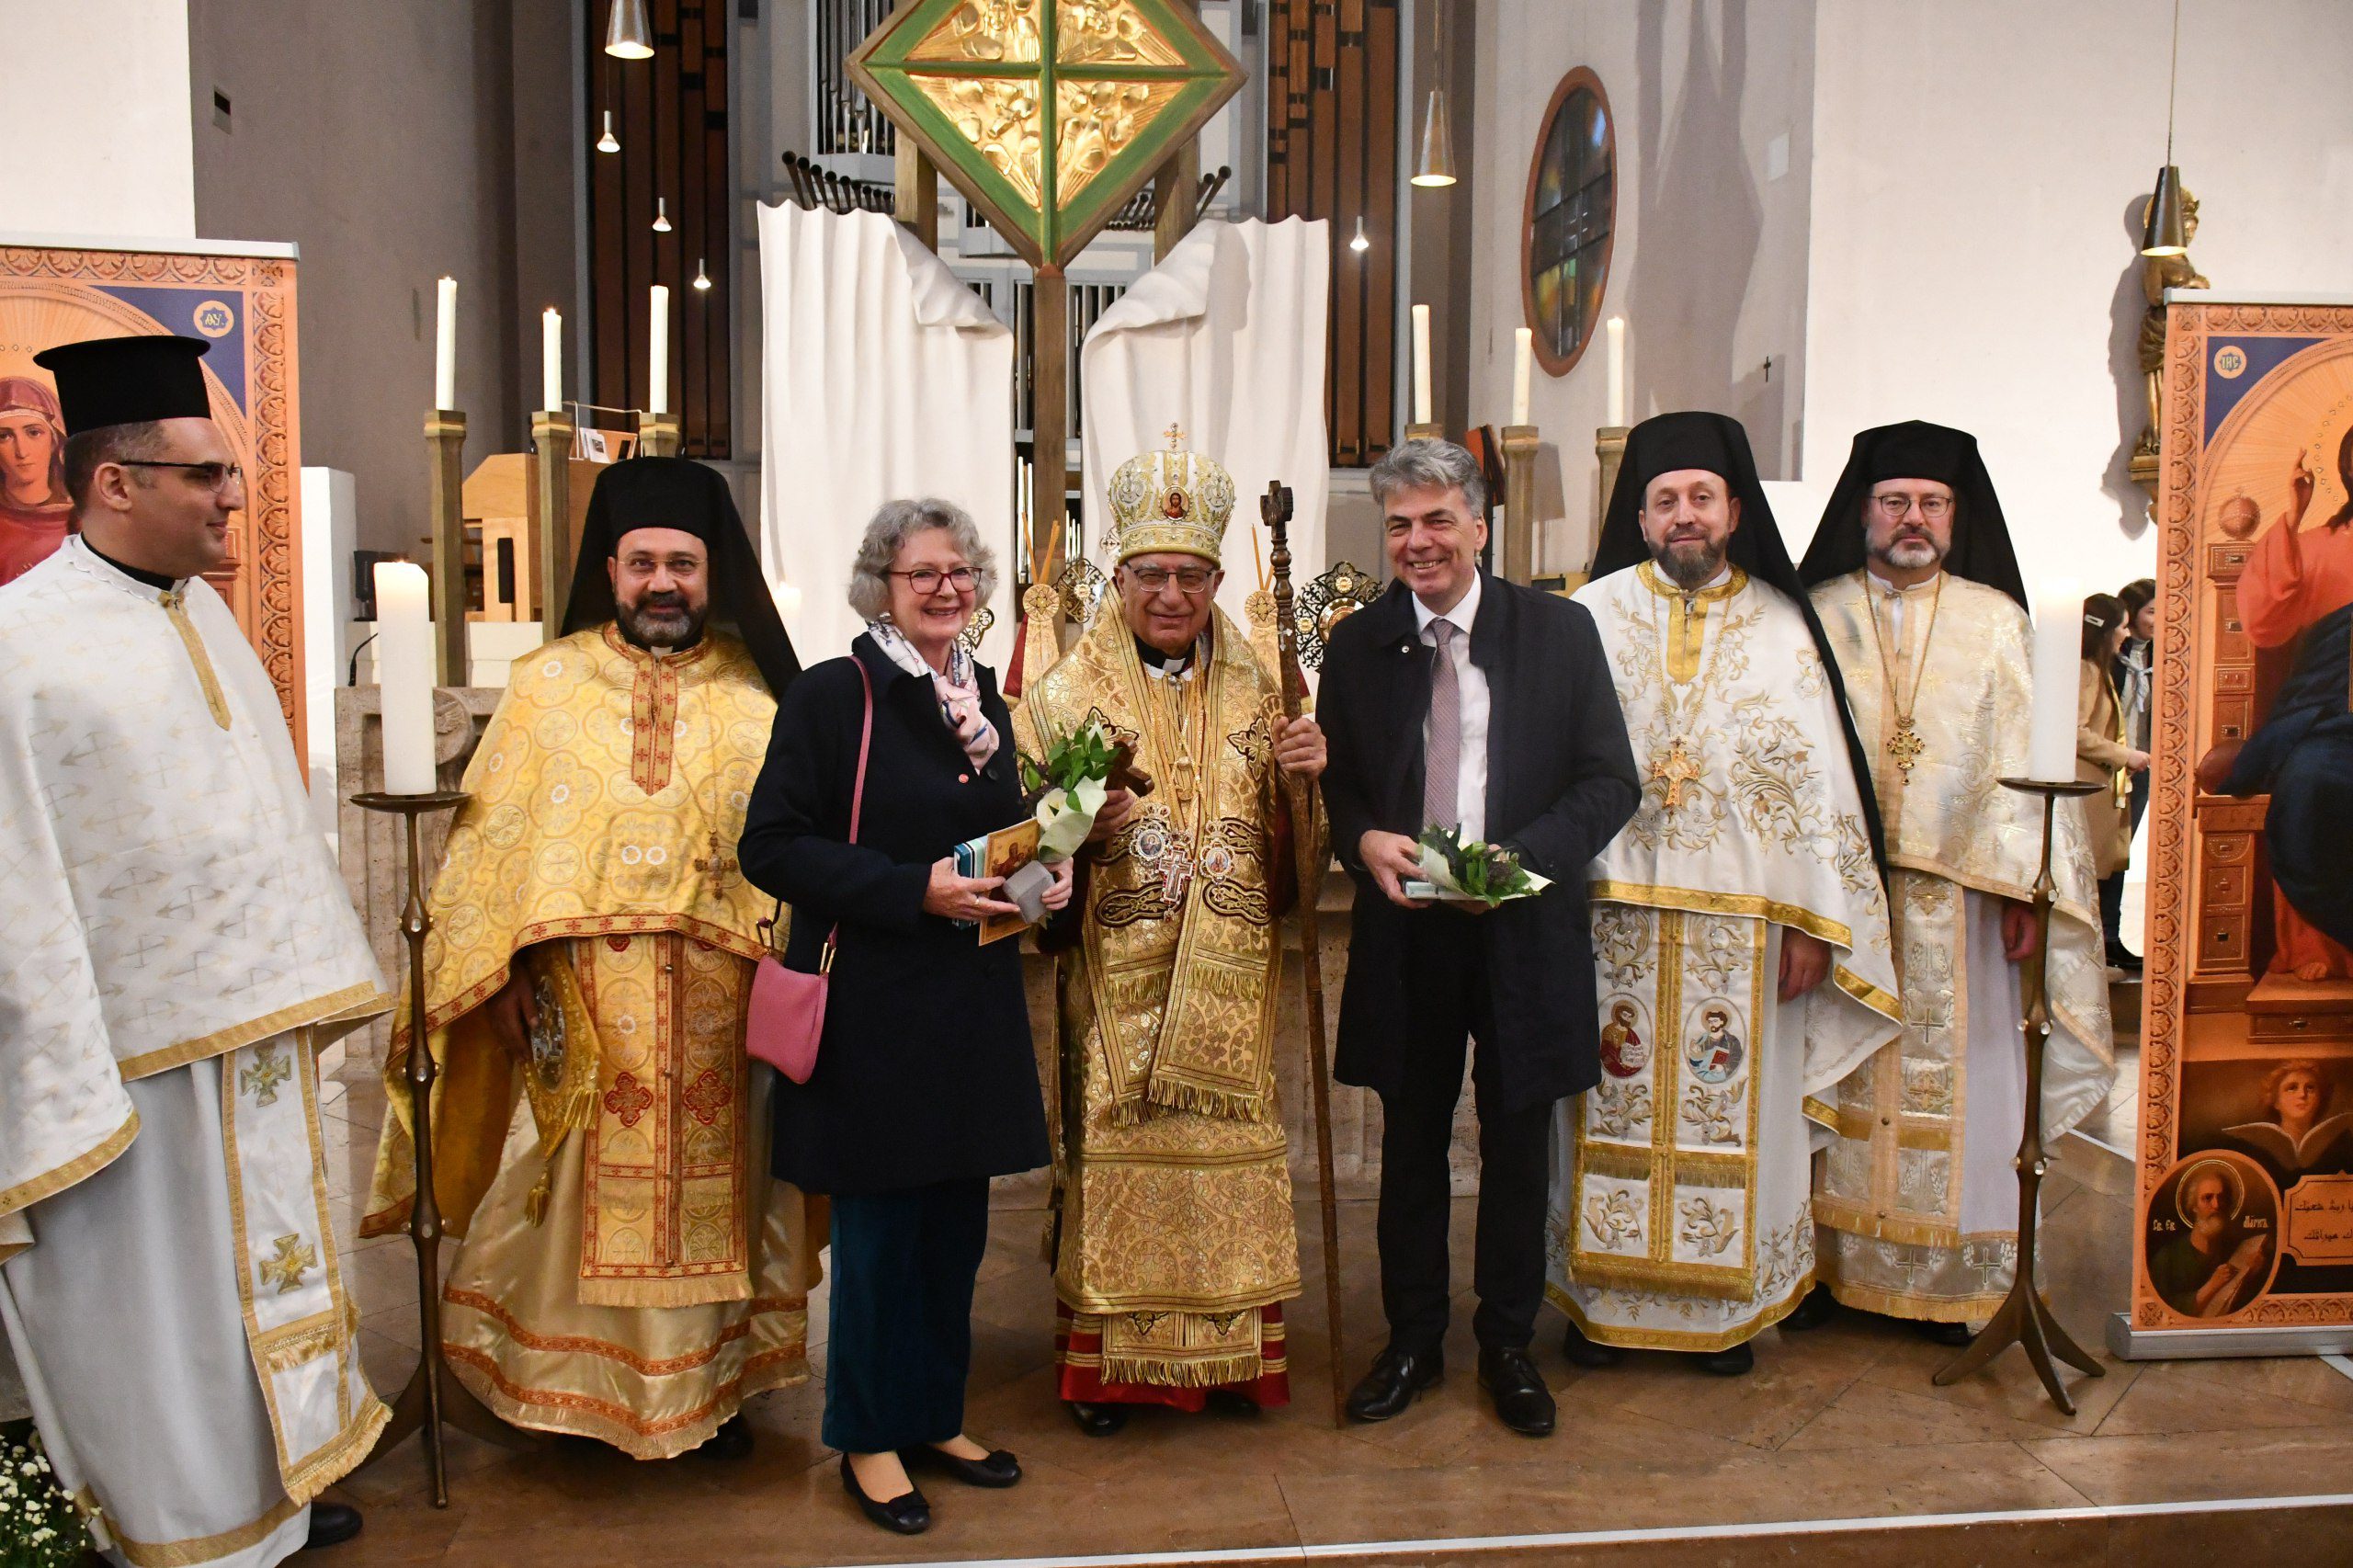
[1019,719,1138,862]
[0,1420,92,1568]
[1405,824,1552,906]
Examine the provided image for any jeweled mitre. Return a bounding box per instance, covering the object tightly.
[1107,433,1235,565]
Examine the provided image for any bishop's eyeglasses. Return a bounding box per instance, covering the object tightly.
[1869,492,1953,520]
[1127,564,1216,595]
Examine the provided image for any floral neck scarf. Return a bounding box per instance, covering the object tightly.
[868,617,1000,768]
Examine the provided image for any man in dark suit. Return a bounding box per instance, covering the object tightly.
[1320,437,1639,1436]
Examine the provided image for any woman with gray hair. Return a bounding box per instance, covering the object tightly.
[741,497,1063,1534]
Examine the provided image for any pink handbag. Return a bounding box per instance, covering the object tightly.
[746,659,873,1085]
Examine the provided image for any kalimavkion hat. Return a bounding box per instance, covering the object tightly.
[32,335,212,437]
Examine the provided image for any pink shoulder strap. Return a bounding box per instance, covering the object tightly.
[847,656,874,846]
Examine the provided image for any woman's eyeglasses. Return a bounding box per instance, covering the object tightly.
[890,567,976,594]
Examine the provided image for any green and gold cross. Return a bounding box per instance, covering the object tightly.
[848,0,1245,270]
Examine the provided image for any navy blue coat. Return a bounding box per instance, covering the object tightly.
[741,634,1051,1194]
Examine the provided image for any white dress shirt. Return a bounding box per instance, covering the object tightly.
[1414,572,1489,841]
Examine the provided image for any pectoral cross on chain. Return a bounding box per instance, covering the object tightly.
[1888,720,1927,777]
[1656,737,1702,813]
[695,830,739,884]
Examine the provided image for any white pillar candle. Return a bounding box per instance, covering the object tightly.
[540,307,563,413]
[1510,327,1533,426]
[771,576,801,627]
[648,284,671,415]
[373,562,438,795]
[1605,315,1626,427]
[1411,303,1433,426]
[434,277,458,411]
[2026,575,2083,783]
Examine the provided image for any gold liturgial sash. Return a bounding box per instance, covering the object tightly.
[1027,600,1308,1125]
[363,625,777,1302]
[1571,906,1767,1301]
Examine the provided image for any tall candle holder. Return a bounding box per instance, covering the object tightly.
[530,409,575,644]
[350,787,533,1504]
[1403,421,1444,442]
[638,410,682,458]
[426,412,469,687]
[1500,425,1540,585]
[1593,424,1629,559]
[1932,776,2108,1415]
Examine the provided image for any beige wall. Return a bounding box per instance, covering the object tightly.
[188,0,579,562]
[0,0,196,238]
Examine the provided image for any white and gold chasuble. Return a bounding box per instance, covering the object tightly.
[1550,564,1900,1350]
[361,625,819,1457]
[0,539,387,1564]
[1808,571,2112,1320]
[1024,602,1318,1388]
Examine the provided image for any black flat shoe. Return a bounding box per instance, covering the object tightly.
[841,1455,930,1535]
[1345,1344,1443,1422]
[1204,1386,1264,1417]
[301,1502,363,1551]
[1560,1320,1624,1369]
[690,1414,753,1460]
[1696,1340,1755,1377]
[907,1442,1021,1488]
[1065,1399,1129,1437]
[1476,1346,1556,1437]
[1915,1318,1975,1346]
[1779,1284,1838,1332]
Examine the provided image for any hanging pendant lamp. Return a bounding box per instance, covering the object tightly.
[1349,214,1370,253]
[2139,0,2188,256]
[1413,89,1458,187]
[652,198,672,233]
[597,110,620,153]
[604,0,653,60]
[692,257,712,291]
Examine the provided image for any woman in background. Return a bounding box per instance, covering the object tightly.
[2079,594,2145,971]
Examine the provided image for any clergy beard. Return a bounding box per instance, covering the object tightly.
[1654,539,1726,589]
[618,590,705,649]
[1870,531,1946,575]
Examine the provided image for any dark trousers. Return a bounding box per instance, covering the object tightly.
[1373,910,1552,1356]
[823,1176,991,1453]
[2100,772,2154,954]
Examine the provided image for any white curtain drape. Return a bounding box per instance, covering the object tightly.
[756,202,1017,671]
[1078,218,1331,640]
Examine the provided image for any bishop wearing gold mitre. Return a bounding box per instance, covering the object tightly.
[1790,422,2113,1341]
[1021,435,1327,1434]
[362,458,824,1459]
[1550,412,1901,1377]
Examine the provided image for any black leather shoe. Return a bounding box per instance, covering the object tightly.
[1696,1340,1755,1377]
[1560,1320,1624,1369]
[1345,1344,1443,1422]
[1779,1284,1838,1332]
[841,1455,930,1535]
[906,1441,1022,1488]
[301,1502,363,1551]
[1915,1318,1974,1346]
[691,1414,754,1460]
[1476,1346,1555,1437]
[1205,1386,1264,1417]
[1065,1400,1129,1437]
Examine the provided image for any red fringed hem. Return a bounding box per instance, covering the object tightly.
[1051,1301,1290,1410]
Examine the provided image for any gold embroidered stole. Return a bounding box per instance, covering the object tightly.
[1029,603,1287,1124]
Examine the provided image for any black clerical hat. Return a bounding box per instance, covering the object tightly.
[1800,420,2028,607]
[31,335,212,437]
[561,456,801,697]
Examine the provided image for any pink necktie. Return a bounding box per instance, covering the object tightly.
[1423,619,1460,831]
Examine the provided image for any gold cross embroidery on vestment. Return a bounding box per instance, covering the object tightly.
[240,1045,291,1107]
[258,1233,317,1296]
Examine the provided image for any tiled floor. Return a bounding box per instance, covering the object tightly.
[309,1013,2353,1568]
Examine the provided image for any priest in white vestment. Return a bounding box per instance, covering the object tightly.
[1549,412,1900,1376]
[0,335,387,1566]
[1789,421,2113,1340]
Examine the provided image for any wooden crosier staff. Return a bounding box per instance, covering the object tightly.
[1261,480,1347,1427]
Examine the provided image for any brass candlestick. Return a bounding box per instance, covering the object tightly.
[1404,421,1444,442]
[638,410,682,458]
[1933,777,2108,1415]
[1500,424,1540,585]
[530,410,574,644]
[351,787,534,1504]
[426,411,468,687]
[1592,424,1628,566]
